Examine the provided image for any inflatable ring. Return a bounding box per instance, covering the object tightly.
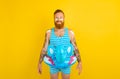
[43,44,77,68]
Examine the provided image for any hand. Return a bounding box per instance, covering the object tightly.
[76,62,82,75]
[38,63,42,74]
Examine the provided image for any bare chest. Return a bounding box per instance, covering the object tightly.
[54,30,65,37]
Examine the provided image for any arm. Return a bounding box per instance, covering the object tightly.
[38,30,51,64]
[69,30,82,75]
[38,30,51,74]
[69,30,82,63]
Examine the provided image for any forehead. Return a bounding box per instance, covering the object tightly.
[54,12,64,17]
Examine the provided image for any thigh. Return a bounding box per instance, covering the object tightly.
[61,67,71,79]
[61,73,70,79]
[50,67,59,79]
[61,66,71,74]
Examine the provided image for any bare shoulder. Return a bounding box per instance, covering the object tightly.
[46,29,51,34]
[68,28,75,38]
[45,29,52,39]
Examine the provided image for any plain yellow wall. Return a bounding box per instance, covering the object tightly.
[0,0,120,79]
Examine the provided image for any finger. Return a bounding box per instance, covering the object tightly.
[39,70,42,74]
[39,69,42,74]
[78,71,80,75]
[79,70,82,75]
[38,68,40,73]
[38,68,42,74]
[78,69,81,75]
[80,67,82,72]
[38,69,40,73]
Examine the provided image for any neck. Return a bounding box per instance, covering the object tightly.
[55,26,64,29]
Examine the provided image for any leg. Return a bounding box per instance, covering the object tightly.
[50,67,59,79]
[61,73,70,79]
[61,67,71,79]
[50,73,59,79]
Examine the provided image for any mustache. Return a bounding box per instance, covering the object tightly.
[55,22,63,25]
[55,21,62,23]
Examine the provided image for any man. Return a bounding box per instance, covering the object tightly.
[38,9,82,79]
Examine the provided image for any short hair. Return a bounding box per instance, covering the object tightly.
[54,9,64,16]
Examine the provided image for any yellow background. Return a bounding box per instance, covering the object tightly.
[0,0,120,79]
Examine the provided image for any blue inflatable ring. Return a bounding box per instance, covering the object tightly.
[43,44,77,68]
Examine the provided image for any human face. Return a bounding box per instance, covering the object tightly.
[54,12,64,29]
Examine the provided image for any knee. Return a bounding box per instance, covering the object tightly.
[50,73,59,79]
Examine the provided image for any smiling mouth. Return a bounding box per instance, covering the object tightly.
[57,22,61,24]
[56,21,62,23]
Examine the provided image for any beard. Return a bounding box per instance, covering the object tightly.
[54,21,64,29]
